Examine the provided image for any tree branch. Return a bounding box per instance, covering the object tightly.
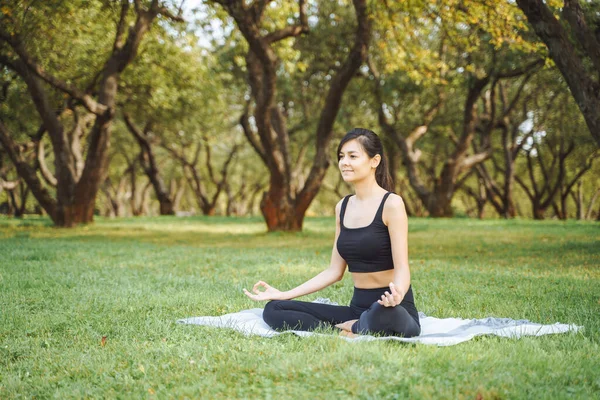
[264,6,309,44]
[0,32,107,115]
[459,149,491,174]
[114,0,131,52]
[36,140,57,186]
[239,107,268,165]
[0,121,57,218]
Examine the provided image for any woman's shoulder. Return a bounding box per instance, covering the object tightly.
[383,193,407,216]
[336,194,354,206]
[335,197,345,217]
[335,194,353,218]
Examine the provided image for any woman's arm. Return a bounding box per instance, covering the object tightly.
[244,199,347,301]
[380,194,411,305]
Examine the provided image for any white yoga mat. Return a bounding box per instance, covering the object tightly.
[177,299,581,346]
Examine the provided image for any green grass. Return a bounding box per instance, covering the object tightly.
[1,216,599,399]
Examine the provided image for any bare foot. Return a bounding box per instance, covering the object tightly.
[335,319,358,333]
[339,330,358,338]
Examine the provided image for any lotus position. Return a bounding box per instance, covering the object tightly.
[243,128,420,338]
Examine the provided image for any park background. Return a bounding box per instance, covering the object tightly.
[1,0,599,398]
[0,0,599,225]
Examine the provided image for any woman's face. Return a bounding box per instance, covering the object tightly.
[338,139,380,183]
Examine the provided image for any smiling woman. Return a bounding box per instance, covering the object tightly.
[243,128,420,338]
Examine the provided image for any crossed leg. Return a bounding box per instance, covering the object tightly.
[262,300,357,331]
[263,299,420,338]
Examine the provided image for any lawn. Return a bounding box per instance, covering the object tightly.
[0,216,599,399]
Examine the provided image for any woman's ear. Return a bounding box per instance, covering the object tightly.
[371,154,381,169]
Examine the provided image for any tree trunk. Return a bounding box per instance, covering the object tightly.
[427,195,453,217]
[551,201,564,220]
[159,201,175,216]
[586,188,600,220]
[123,114,175,216]
[201,204,217,216]
[10,184,29,217]
[575,181,583,220]
[532,203,546,220]
[221,0,371,231]
[559,186,568,220]
[260,181,303,230]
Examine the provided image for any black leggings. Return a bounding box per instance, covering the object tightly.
[262,287,421,338]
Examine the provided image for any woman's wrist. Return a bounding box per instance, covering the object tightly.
[392,282,405,303]
[279,290,292,300]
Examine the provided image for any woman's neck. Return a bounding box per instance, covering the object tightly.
[352,176,384,201]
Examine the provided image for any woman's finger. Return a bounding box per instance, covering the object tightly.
[381,294,390,307]
[384,291,397,306]
[384,291,394,303]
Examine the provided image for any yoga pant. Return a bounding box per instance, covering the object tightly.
[262,286,421,338]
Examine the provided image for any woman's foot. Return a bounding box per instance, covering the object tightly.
[338,329,358,338]
[335,319,358,335]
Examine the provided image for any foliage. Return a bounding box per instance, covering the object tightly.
[0,0,598,221]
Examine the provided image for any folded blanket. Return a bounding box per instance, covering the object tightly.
[177,299,581,346]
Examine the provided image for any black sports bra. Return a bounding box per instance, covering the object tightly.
[336,192,394,273]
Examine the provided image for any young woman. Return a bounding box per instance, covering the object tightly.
[243,128,420,338]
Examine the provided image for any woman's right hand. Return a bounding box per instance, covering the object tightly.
[243,281,285,302]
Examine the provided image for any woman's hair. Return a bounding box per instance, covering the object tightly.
[336,128,394,192]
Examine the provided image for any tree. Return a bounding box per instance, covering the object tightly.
[0,0,183,226]
[123,114,179,215]
[212,0,371,231]
[0,153,25,216]
[473,73,551,219]
[366,0,544,216]
[515,0,600,146]
[162,135,239,216]
[515,135,593,220]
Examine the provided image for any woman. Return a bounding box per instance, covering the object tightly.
[243,128,420,338]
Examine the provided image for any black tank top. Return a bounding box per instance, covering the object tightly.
[337,192,420,325]
[337,192,394,273]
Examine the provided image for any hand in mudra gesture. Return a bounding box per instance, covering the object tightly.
[377,282,404,307]
[243,281,284,301]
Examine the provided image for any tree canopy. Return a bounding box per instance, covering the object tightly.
[0,0,598,228]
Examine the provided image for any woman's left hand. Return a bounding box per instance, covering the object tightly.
[377,282,404,307]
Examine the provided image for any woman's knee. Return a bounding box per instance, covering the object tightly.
[262,300,284,326]
[355,302,420,337]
